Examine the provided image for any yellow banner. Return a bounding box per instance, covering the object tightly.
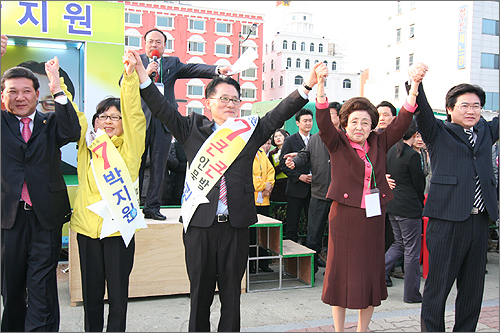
[87,131,147,246]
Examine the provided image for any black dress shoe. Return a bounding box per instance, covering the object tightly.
[144,211,166,220]
[315,257,327,268]
[259,266,274,273]
[386,275,393,287]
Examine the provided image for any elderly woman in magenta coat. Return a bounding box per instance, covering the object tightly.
[314,63,425,332]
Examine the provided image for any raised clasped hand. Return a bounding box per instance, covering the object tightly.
[408,62,428,83]
[123,49,137,76]
[44,56,61,94]
[315,63,328,83]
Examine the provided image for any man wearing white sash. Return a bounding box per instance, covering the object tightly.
[69,51,147,332]
[131,49,325,332]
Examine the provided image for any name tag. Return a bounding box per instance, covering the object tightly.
[155,82,164,95]
[365,188,381,218]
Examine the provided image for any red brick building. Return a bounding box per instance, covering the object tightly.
[122,1,264,118]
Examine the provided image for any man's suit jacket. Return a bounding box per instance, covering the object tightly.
[139,54,217,129]
[386,143,426,219]
[1,104,81,230]
[317,104,415,208]
[410,83,499,222]
[279,132,311,199]
[140,82,309,228]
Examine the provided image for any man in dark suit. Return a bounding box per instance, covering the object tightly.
[165,138,188,206]
[1,58,80,331]
[407,63,499,332]
[138,28,230,220]
[279,108,313,243]
[133,51,324,331]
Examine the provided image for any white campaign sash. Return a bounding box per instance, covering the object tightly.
[181,116,259,231]
[85,129,147,247]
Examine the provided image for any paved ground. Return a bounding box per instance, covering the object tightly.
[57,249,499,332]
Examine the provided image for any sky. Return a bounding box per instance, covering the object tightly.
[187,1,386,72]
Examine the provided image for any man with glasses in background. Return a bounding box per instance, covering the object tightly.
[407,63,499,332]
[135,28,231,220]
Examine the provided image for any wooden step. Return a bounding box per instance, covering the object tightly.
[282,239,315,257]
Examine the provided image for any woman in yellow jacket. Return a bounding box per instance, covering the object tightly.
[249,146,275,273]
[69,51,146,332]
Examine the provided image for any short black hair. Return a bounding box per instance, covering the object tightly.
[93,97,121,130]
[376,100,397,117]
[1,66,40,92]
[17,60,75,98]
[445,83,486,122]
[144,28,167,43]
[329,101,341,113]
[205,76,240,99]
[295,108,313,122]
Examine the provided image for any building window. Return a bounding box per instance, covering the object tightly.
[271,59,275,70]
[294,76,304,85]
[280,76,283,86]
[287,57,292,68]
[396,28,401,43]
[292,41,297,50]
[305,59,310,69]
[188,19,205,32]
[262,80,265,90]
[283,40,288,49]
[242,24,258,37]
[271,78,275,89]
[483,19,499,36]
[319,43,323,53]
[397,1,402,14]
[395,86,400,99]
[296,58,301,68]
[187,85,203,97]
[188,107,203,115]
[125,36,140,47]
[301,42,306,51]
[271,41,275,52]
[485,92,499,111]
[396,57,400,71]
[157,16,173,28]
[241,88,256,99]
[188,41,204,52]
[323,60,328,67]
[125,12,141,25]
[262,63,266,72]
[314,59,319,63]
[215,44,231,55]
[241,67,257,79]
[409,24,415,38]
[215,22,231,34]
[332,61,337,71]
[343,79,351,89]
[310,43,314,52]
[481,53,499,69]
[409,53,414,66]
[266,44,268,53]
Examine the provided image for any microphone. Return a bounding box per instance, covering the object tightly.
[151,49,161,78]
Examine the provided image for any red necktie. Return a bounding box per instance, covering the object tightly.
[21,118,32,205]
[219,176,227,205]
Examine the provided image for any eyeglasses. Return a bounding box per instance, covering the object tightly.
[98,114,122,121]
[456,103,482,111]
[40,99,55,110]
[146,39,164,45]
[210,96,241,105]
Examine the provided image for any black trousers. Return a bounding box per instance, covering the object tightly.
[77,234,135,332]
[140,117,172,213]
[1,203,61,332]
[183,220,249,332]
[285,194,310,242]
[306,197,331,253]
[421,213,489,332]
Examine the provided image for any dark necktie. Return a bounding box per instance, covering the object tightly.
[466,128,484,212]
[21,118,32,205]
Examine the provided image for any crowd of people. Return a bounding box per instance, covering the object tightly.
[2,29,499,333]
